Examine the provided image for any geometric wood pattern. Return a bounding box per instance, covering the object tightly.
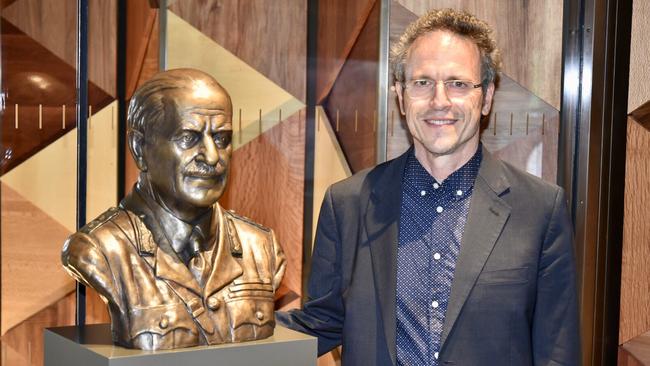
[169,0,307,102]
[619,115,650,344]
[316,0,375,103]
[618,330,650,366]
[0,19,112,174]
[2,0,117,96]
[396,0,563,110]
[323,0,380,173]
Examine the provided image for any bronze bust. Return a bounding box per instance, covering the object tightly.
[62,69,286,350]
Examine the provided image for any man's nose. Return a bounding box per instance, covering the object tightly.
[200,134,219,165]
[429,81,452,110]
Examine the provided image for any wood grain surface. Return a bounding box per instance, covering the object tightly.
[619,330,650,366]
[2,0,117,96]
[323,1,379,173]
[219,110,306,310]
[317,0,376,103]
[169,0,306,102]
[1,292,75,366]
[0,183,75,335]
[394,0,563,109]
[619,116,650,344]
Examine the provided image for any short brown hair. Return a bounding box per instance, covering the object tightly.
[390,8,501,89]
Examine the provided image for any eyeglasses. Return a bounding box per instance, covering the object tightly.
[401,79,482,99]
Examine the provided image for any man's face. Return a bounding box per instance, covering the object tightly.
[142,82,233,218]
[396,30,494,163]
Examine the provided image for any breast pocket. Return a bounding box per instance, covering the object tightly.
[224,281,275,340]
[475,267,529,285]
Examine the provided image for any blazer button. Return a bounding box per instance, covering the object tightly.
[255,311,264,320]
[159,315,169,329]
[207,296,220,310]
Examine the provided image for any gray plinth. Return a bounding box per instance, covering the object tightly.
[44,324,316,366]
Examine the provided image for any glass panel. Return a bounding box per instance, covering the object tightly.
[1,0,117,364]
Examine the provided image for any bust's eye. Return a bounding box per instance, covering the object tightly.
[213,131,232,149]
[175,131,199,148]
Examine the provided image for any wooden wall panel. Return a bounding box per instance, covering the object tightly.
[317,0,375,103]
[219,112,305,310]
[619,331,650,366]
[323,1,380,173]
[169,0,306,101]
[0,292,75,366]
[628,1,650,113]
[2,0,117,96]
[394,0,563,110]
[619,114,650,344]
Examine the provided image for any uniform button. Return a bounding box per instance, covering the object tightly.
[255,311,264,320]
[433,253,441,260]
[207,296,220,310]
[456,190,463,196]
[159,315,169,329]
[420,190,427,196]
[434,352,439,359]
[436,206,443,213]
[432,300,439,308]
[433,182,440,189]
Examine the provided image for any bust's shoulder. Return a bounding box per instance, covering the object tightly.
[223,209,271,234]
[64,207,139,254]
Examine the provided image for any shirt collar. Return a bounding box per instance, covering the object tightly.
[135,182,214,256]
[403,144,482,196]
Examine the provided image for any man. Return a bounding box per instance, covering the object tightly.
[277,8,579,365]
[62,69,285,350]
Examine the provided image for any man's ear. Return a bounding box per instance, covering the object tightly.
[481,82,496,116]
[128,130,147,172]
[395,83,406,116]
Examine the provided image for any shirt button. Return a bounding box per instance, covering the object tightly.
[434,352,439,359]
[456,190,463,196]
[433,182,440,189]
[420,190,427,196]
[432,300,439,308]
[433,253,441,260]
[436,206,443,213]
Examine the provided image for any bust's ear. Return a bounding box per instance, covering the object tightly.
[128,130,147,172]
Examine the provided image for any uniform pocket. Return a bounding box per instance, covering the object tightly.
[129,302,195,338]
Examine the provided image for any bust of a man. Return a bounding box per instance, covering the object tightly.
[62,68,286,350]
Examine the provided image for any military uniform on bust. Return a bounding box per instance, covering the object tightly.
[62,185,286,350]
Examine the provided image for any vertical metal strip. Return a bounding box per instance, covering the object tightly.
[117,0,127,200]
[376,0,390,164]
[75,0,89,327]
[301,0,318,304]
[159,0,168,71]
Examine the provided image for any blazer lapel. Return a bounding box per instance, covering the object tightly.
[440,149,511,348]
[364,151,409,366]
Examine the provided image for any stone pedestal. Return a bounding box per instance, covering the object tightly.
[44,324,316,366]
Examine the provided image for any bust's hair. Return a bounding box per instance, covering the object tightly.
[127,68,228,137]
[390,8,501,89]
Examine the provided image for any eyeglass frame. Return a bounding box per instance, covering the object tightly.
[399,79,483,99]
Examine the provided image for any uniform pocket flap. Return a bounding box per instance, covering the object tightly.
[225,297,275,329]
[129,303,195,338]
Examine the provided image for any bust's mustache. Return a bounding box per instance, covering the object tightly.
[183,162,223,178]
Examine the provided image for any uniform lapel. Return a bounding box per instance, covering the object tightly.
[204,205,244,298]
[440,149,511,349]
[364,151,409,366]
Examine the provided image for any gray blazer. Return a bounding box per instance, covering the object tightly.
[277,148,580,365]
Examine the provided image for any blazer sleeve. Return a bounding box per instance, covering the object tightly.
[532,188,581,365]
[276,187,344,356]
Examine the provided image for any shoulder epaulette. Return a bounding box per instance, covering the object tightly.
[80,207,121,234]
[225,209,271,233]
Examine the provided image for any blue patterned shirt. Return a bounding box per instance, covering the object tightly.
[396,147,482,365]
